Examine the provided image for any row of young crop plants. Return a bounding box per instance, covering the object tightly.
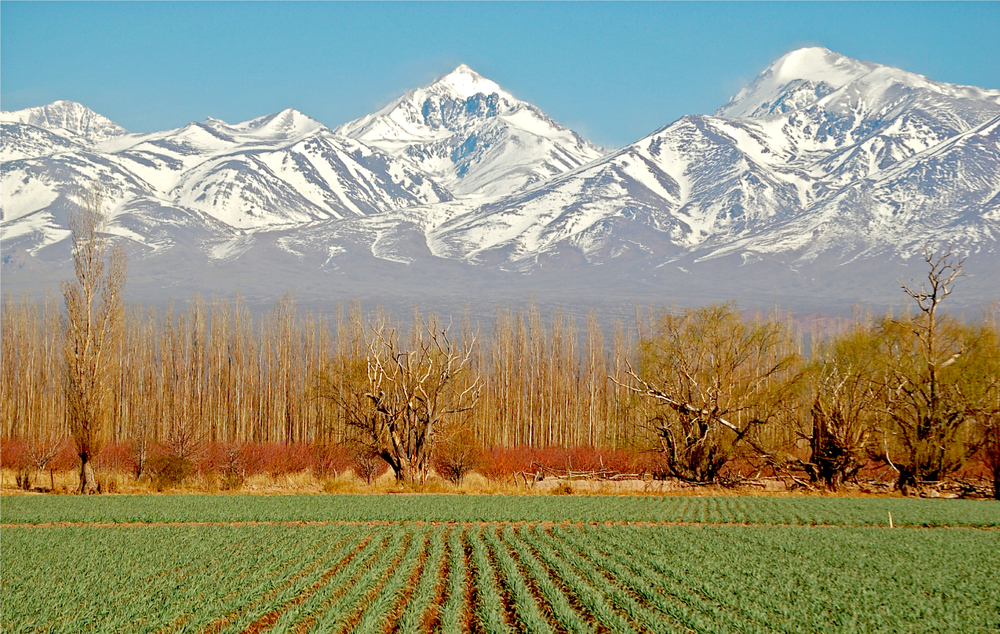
[4,493,999,527]
[4,523,998,633]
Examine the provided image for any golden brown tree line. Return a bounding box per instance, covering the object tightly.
[4,285,999,495]
[1,191,998,495]
[1,293,643,468]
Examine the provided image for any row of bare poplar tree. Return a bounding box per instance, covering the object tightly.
[2,191,999,495]
[1,290,650,481]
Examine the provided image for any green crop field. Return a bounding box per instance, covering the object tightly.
[3,493,999,526]
[2,496,999,633]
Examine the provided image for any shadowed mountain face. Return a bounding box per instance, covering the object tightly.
[3,49,999,313]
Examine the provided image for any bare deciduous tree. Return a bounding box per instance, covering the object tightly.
[62,185,127,493]
[324,311,480,484]
[883,247,981,493]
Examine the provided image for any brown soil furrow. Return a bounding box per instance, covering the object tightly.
[514,525,613,634]
[197,530,361,634]
[5,520,994,530]
[290,532,396,634]
[421,527,454,634]
[464,530,481,634]
[482,526,523,633]
[386,532,431,634]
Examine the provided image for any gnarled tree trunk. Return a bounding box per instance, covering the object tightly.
[79,452,98,494]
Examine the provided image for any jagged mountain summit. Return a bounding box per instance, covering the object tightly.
[336,65,607,197]
[1,100,129,143]
[0,101,130,162]
[2,49,999,310]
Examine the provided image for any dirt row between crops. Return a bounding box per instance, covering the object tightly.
[3,520,997,530]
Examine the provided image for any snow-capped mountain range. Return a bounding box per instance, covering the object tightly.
[3,48,999,310]
[420,47,1000,271]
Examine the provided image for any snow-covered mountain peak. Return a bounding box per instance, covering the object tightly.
[237,108,323,139]
[770,47,873,86]
[336,65,517,143]
[716,47,878,118]
[425,64,507,101]
[0,100,128,142]
[150,108,327,152]
[335,65,605,197]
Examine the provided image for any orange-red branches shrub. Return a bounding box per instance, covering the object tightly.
[0,437,28,470]
[309,443,355,478]
[481,446,664,480]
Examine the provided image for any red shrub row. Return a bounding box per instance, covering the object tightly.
[1,438,358,479]
[3,438,668,481]
[197,442,356,478]
[482,446,667,479]
[1,437,78,472]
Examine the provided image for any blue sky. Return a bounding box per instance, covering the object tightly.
[2,2,997,148]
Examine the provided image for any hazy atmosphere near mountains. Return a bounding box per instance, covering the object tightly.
[2,1,999,318]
